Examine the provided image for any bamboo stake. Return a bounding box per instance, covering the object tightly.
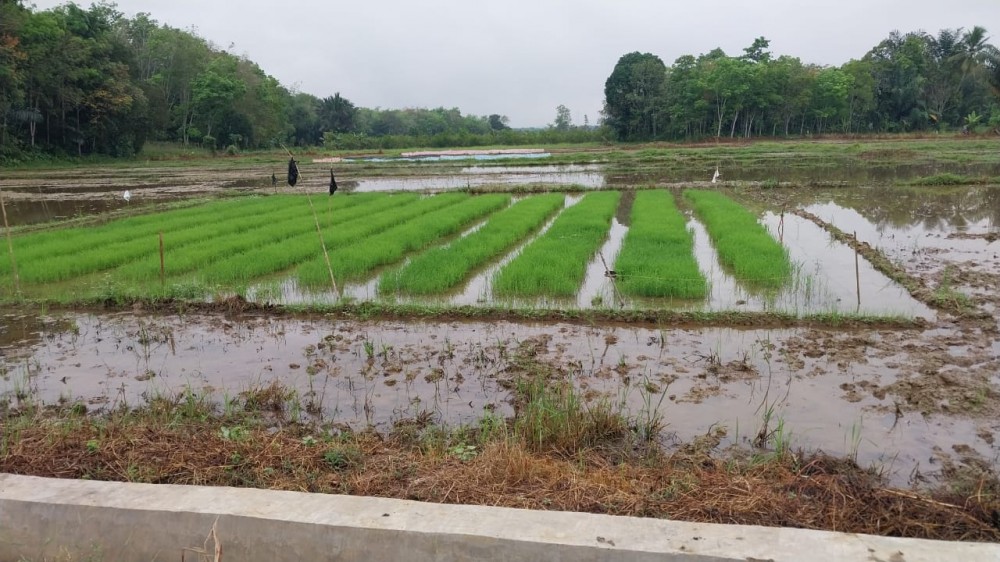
[854,230,861,310]
[159,231,165,288]
[0,185,20,295]
[280,144,338,294]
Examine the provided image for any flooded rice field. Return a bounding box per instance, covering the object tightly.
[1,309,997,486]
[2,150,999,488]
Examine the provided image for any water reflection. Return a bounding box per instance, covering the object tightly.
[0,199,138,227]
[788,185,999,233]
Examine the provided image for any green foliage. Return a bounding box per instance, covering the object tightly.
[904,173,985,186]
[379,193,564,295]
[615,190,707,298]
[494,191,620,297]
[209,193,461,285]
[683,190,792,290]
[604,52,668,141]
[297,194,510,287]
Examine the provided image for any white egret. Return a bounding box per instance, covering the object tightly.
[123,190,131,203]
[711,168,720,184]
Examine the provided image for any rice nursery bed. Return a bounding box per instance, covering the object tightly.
[615,190,706,299]
[493,191,620,298]
[0,188,935,319]
[684,189,793,291]
[379,193,565,295]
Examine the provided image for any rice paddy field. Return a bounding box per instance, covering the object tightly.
[0,182,934,316]
[2,138,1000,545]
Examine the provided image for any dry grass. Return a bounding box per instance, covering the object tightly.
[2,382,998,543]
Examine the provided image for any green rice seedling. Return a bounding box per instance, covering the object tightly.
[112,193,399,283]
[10,196,319,283]
[297,194,511,286]
[684,190,791,290]
[494,191,620,297]
[379,193,564,295]
[207,193,471,284]
[4,196,277,273]
[615,190,706,299]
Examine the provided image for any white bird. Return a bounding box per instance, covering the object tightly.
[711,168,720,184]
[123,190,131,203]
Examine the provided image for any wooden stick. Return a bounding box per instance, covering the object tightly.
[159,231,165,288]
[854,230,861,309]
[280,144,338,294]
[0,185,20,295]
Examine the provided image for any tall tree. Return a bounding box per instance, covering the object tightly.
[317,92,357,134]
[553,104,571,131]
[603,52,667,140]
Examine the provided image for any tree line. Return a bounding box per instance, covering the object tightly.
[6,2,998,162]
[603,30,1000,141]
[0,1,587,163]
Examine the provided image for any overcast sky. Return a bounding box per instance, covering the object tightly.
[27,0,1000,127]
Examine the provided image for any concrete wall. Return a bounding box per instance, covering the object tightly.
[1,473,997,561]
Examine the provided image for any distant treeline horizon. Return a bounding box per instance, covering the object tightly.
[1,1,998,162]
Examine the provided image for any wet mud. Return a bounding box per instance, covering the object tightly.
[2,301,997,488]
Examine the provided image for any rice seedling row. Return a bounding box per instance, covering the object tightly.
[378,193,564,295]
[493,191,620,297]
[0,196,282,277]
[204,193,473,285]
[112,193,404,283]
[13,196,330,284]
[615,190,707,299]
[683,189,792,289]
[297,194,511,286]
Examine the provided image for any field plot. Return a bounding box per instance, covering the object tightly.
[493,191,620,298]
[296,193,510,287]
[0,188,937,318]
[379,193,564,295]
[2,142,1000,544]
[684,189,793,290]
[614,190,706,299]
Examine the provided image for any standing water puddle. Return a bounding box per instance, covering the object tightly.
[683,213,934,318]
[804,200,1000,275]
[354,165,605,192]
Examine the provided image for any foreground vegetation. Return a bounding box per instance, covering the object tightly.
[1,343,996,543]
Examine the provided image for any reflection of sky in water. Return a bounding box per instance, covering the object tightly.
[684,214,933,318]
[355,167,604,191]
[760,212,934,319]
[345,153,551,163]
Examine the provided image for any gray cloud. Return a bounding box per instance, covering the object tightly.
[29,0,1000,127]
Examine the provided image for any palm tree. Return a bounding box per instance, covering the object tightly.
[952,26,1000,78]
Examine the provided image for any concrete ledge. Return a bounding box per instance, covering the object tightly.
[1,473,996,561]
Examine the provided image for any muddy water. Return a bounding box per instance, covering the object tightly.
[804,200,1000,276]
[760,213,936,318]
[354,166,605,192]
[1,311,996,485]
[0,199,145,227]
